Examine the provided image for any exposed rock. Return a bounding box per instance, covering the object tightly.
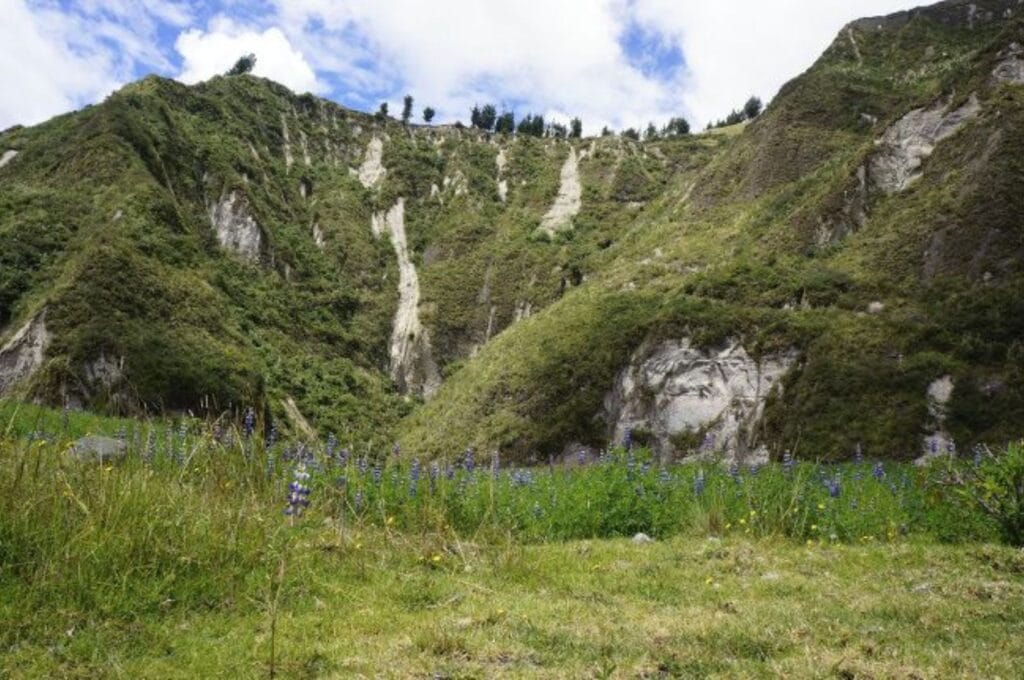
[299,130,311,167]
[918,375,955,464]
[632,533,655,544]
[0,311,51,394]
[870,94,981,194]
[372,199,441,398]
[538,147,582,236]
[847,28,864,65]
[283,396,317,440]
[992,42,1024,84]
[513,300,533,322]
[357,137,386,189]
[209,191,263,263]
[280,115,294,171]
[312,222,325,249]
[70,436,128,464]
[867,301,886,314]
[85,354,125,390]
[0,149,18,169]
[496,148,509,202]
[604,339,797,463]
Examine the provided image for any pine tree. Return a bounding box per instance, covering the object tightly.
[744,96,763,120]
[479,104,497,131]
[570,117,583,138]
[470,105,482,129]
[401,95,414,125]
[227,54,256,76]
[495,111,515,135]
[423,107,436,124]
[375,102,389,122]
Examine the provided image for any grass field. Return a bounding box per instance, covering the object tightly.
[1,405,1022,678]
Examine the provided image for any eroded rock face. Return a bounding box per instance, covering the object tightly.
[496,148,509,202]
[538,147,581,236]
[604,339,797,463]
[358,137,386,189]
[0,311,51,394]
[918,375,955,465]
[209,191,263,263]
[993,42,1024,84]
[372,199,440,398]
[870,94,981,194]
[0,150,18,169]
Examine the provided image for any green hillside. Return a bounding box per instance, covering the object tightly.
[1,0,1023,462]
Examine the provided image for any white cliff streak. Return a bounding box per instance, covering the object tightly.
[0,150,18,169]
[0,311,51,394]
[372,199,440,397]
[209,191,262,263]
[281,115,294,171]
[538,147,581,236]
[358,137,386,189]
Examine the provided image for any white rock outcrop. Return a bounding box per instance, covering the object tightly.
[870,94,981,194]
[209,191,263,263]
[496,148,509,202]
[993,42,1024,84]
[918,375,955,464]
[0,150,18,169]
[358,137,386,189]
[281,115,294,171]
[538,148,582,236]
[0,311,51,394]
[372,199,440,398]
[604,339,797,463]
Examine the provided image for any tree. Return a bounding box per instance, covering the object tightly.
[478,104,497,131]
[665,116,690,136]
[570,117,582,138]
[402,95,414,124]
[495,111,515,135]
[470,105,482,129]
[645,122,658,140]
[227,53,256,76]
[375,102,389,122]
[423,107,436,123]
[549,122,568,139]
[622,127,640,140]
[744,96,763,120]
[601,126,613,137]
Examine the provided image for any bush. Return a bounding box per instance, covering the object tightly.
[946,442,1024,546]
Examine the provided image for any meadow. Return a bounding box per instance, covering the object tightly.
[1,402,1022,677]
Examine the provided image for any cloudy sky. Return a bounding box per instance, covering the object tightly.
[1,0,925,134]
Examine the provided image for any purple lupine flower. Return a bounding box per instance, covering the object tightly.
[701,433,717,452]
[659,468,672,486]
[353,489,364,513]
[265,424,278,449]
[284,463,312,517]
[429,461,440,492]
[972,446,985,467]
[872,462,885,480]
[444,463,455,481]
[576,448,588,466]
[826,477,841,498]
[243,408,256,439]
[930,438,939,455]
[144,431,157,465]
[729,463,741,483]
[748,463,762,476]
[693,470,706,496]
[853,443,864,465]
[325,433,338,463]
[371,462,382,485]
[622,427,634,451]
[409,458,421,497]
[782,451,795,476]
[490,451,500,478]
[463,448,476,473]
[357,456,369,477]
[946,440,956,456]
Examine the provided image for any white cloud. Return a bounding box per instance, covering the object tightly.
[269,0,672,134]
[630,0,925,127]
[0,0,124,129]
[175,19,323,94]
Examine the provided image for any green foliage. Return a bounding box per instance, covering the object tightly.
[422,106,435,123]
[569,117,582,138]
[226,53,256,76]
[744,96,763,119]
[945,442,1024,546]
[401,94,413,124]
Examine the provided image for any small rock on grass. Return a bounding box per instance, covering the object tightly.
[632,533,654,544]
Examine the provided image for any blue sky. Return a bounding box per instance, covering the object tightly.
[2,0,924,133]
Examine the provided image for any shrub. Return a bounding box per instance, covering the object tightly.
[945,442,1024,546]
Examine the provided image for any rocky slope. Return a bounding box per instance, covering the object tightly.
[2,0,1023,461]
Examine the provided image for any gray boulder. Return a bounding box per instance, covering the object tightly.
[70,436,128,464]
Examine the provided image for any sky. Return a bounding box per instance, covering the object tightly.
[1,0,926,134]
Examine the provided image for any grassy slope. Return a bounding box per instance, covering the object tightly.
[400,10,1024,462]
[5,531,1023,678]
[0,417,1021,678]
